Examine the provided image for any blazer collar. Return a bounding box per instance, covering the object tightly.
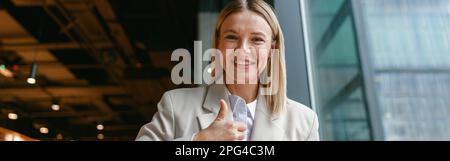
[199,84,233,129]
[202,84,231,114]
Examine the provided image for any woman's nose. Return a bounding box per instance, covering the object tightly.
[236,39,251,54]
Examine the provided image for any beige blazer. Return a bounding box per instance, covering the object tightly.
[135,84,319,141]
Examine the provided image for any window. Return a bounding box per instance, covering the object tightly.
[356,0,450,140]
[301,0,372,140]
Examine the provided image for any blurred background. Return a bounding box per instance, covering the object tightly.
[0,0,197,141]
[0,0,449,141]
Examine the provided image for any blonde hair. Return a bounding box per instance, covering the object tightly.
[213,0,287,115]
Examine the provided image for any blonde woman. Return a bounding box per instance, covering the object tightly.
[136,0,319,141]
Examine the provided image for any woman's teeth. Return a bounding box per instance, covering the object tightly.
[234,60,255,65]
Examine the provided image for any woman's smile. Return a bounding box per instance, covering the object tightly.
[234,59,257,70]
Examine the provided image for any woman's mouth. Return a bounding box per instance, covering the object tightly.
[234,59,256,69]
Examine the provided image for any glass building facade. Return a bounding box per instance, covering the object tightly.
[357,0,450,140]
[300,0,450,140]
[302,0,372,140]
[276,0,450,141]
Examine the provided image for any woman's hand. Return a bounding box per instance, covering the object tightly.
[193,99,246,141]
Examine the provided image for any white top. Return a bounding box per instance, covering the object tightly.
[225,87,257,141]
[224,87,257,119]
[246,98,257,119]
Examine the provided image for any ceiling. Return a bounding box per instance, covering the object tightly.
[0,0,198,140]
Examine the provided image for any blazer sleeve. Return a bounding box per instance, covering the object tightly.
[306,112,320,141]
[135,91,194,141]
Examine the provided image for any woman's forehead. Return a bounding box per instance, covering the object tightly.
[220,11,272,36]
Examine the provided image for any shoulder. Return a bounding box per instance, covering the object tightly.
[282,98,320,140]
[162,86,208,100]
[284,98,318,125]
[286,98,316,115]
[154,86,209,118]
[158,86,210,112]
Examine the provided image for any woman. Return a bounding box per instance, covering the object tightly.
[136,0,319,141]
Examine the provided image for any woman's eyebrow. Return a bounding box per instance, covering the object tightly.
[222,29,268,38]
[223,29,237,34]
[251,32,268,38]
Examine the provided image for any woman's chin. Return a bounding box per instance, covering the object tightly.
[226,74,258,84]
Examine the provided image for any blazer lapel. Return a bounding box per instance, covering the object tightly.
[197,113,216,130]
[250,96,286,141]
[197,84,233,130]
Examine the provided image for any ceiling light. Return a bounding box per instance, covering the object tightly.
[56,133,63,140]
[97,133,104,140]
[51,104,60,111]
[27,78,36,84]
[51,99,61,111]
[96,124,104,131]
[27,63,37,84]
[8,113,18,120]
[39,127,49,134]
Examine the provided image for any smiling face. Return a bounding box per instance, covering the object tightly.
[217,10,274,84]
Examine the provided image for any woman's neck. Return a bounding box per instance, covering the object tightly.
[226,84,259,103]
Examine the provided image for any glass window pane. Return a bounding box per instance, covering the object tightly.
[303,0,372,141]
[359,0,450,140]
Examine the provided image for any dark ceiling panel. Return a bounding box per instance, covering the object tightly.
[50,49,98,65]
[70,68,110,85]
[111,0,199,52]
[0,0,200,141]
[0,1,70,43]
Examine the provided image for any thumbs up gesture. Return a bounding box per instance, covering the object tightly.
[193,99,247,141]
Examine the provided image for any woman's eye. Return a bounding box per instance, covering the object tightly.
[225,35,238,40]
[252,37,265,43]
